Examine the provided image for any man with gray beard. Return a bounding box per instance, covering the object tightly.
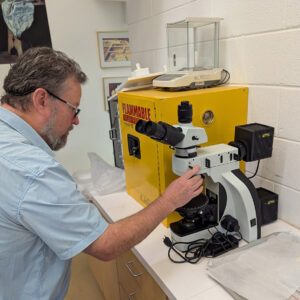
[0,47,203,300]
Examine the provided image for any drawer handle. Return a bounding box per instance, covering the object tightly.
[126,260,143,277]
[128,292,136,300]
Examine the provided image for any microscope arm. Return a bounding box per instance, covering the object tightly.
[208,170,261,242]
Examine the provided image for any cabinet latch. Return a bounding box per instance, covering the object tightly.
[127,134,141,159]
[109,128,118,140]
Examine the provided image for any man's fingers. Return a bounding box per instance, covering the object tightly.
[182,165,201,179]
[192,177,203,189]
[190,174,203,185]
[192,185,204,198]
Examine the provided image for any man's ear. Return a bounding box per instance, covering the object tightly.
[31,88,52,117]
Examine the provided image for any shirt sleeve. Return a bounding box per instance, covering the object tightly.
[18,163,108,260]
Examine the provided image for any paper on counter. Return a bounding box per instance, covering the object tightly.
[207,232,300,300]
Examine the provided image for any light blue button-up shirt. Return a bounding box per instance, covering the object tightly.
[0,106,108,300]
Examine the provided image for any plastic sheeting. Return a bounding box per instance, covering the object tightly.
[73,152,126,198]
[207,232,300,300]
[88,152,126,195]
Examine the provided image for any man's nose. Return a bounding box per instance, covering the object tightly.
[73,116,79,126]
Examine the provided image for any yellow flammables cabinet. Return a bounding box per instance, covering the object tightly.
[118,86,248,227]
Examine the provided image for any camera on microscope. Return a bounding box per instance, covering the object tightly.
[229,123,274,162]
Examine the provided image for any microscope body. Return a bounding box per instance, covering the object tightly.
[171,140,261,250]
[135,101,274,251]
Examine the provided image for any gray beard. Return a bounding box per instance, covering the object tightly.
[40,111,72,151]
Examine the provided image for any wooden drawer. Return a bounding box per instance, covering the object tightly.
[88,255,120,300]
[89,201,168,300]
[119,283,139,300]
[117,250,168,300]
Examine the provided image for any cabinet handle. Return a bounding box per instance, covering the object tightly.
[126,260,143,277]
[128,292,136,300]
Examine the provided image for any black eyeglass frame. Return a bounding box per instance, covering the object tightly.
[45,89,80,118]
[8,87,80,118]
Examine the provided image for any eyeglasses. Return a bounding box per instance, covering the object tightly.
[9,88,81,118]
[46,89,80,118]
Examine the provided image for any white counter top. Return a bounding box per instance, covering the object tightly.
[90,189,300,300]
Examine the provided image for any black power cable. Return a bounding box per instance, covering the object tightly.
[163,226,242,264]
[206,69,230,88]
[247,160,260,179]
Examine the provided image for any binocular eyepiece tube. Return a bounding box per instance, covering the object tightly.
[135,119,185,146]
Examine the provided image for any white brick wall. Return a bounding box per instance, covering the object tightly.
[126,0,300,228]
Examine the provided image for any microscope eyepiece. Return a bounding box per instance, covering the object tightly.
[145,121,166,139]
[135,101,195,147]
[178,101,193,123]
[135,119,147,134]
[135,120,185,146]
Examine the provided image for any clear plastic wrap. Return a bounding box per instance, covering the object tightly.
[88,152,126,195]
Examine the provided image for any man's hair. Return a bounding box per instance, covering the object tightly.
[1,47,87,111]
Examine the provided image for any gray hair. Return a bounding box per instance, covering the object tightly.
[1,47,87,111]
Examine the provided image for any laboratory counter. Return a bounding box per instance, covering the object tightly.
[89,189,300,300]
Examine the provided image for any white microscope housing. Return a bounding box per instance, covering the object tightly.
[135,101,274,251]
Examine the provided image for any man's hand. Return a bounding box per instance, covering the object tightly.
[159,166,203,212]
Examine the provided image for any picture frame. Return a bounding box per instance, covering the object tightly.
[0,0,52,64]
[97,31,131,68]
[102,77,127,111]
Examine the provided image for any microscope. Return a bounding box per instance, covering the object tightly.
[136,101,274,251]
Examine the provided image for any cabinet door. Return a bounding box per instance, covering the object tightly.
[119,284,138,300]
[88,205,120,300]
[117,250,168,300]
[88,255,120,300]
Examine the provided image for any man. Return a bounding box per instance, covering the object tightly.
[0,47,203,300]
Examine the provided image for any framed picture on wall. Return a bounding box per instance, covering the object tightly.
[97,31,131,68]
[103,77,127,111]
[0,0,52,64]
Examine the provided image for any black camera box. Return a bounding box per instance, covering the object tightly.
[234,123,274,162]
[256,187,278,225]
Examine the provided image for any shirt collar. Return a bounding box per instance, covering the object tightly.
[0,106,54,157]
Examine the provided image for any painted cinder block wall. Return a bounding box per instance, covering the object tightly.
[126,0,300,228]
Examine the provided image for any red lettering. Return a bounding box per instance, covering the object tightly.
[122,104,152,124]
[133,106,138,117]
